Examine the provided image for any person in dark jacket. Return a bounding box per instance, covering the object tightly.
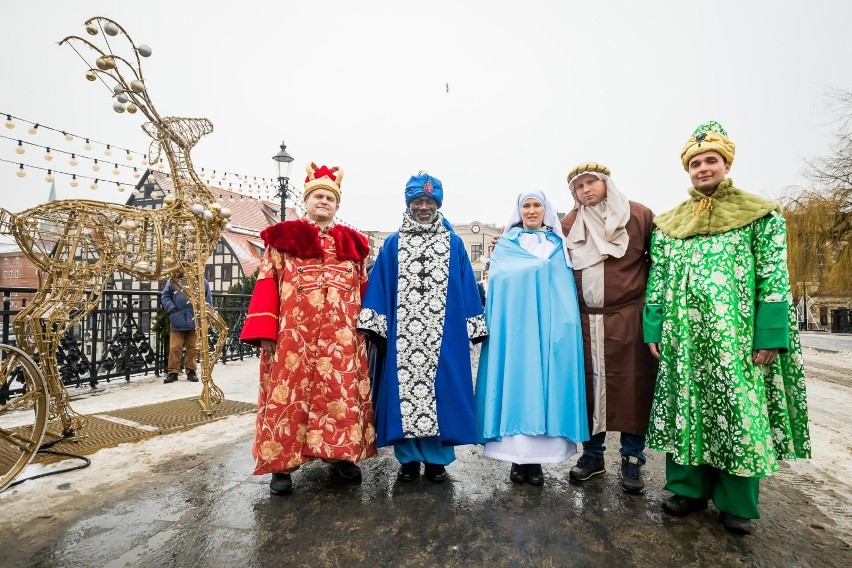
[161,274,212,383]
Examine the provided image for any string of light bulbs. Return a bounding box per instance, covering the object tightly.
[2,158,361,230]
[3,111,282,190]
[1,156,134,191]
[3,112,361,229]
[1,133,150,178]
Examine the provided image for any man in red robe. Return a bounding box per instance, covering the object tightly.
[240,163,376,495]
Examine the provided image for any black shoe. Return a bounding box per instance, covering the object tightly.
[397,461,421,482]
[186,371,199,382]
[620,456,645,494]
[662,494,709,516]
[424,463,448,483]
[329,461,362,481]
[509,463,526,484]
[164,373,178,384]
[269,473,292,495]
[569,455,606,481]
[525,464,544,487]
[721,513,753,535]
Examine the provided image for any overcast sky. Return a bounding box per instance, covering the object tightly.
[3,1,852,232]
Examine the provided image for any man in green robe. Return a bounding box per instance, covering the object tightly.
[643,121,810,535]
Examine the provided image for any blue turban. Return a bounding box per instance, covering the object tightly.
[405,172,443,208]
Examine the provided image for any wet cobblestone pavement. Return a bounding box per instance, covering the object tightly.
[2,434,848,568]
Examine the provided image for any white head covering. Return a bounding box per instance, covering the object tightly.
[565,171,630,270]
[502,190,572,268]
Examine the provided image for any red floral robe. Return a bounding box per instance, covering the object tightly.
[240,219,376,474]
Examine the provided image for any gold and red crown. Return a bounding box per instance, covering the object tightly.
[304,162,343,201]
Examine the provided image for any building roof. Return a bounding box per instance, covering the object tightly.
[139,171,291,280]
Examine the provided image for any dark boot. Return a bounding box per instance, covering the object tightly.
[329,461,362,481]
[164,373,178,384]
[186,370,199,382]
[662,494,709,516]
[424,463,448,483]
[525,464,544,487]
[620,456,645,494]
[269,473,292,495]
[569,455,605,481]
[509,463,526,484]
[397,461,421,482]
[721,513,753,535]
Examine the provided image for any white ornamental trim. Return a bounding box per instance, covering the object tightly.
[357,307,387,338]
[395,213,451,438]
[466,314,488,341]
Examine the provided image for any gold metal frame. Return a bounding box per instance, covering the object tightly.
[0,344,49,493]
[0,17,230,441]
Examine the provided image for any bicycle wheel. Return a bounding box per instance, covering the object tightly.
[0,344,49,492]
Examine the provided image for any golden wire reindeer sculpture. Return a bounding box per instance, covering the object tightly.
[0,17,230,438]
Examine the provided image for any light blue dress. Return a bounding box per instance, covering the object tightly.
[475,227,589,463]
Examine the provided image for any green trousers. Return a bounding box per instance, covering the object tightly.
[665,454,761,519]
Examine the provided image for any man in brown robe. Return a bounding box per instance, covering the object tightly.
[561,162,658,494]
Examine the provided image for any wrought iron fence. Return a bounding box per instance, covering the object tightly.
[0,286,258,395]
[831,308,852,334]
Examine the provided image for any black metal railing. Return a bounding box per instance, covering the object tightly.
[0,286,258,393]
[831,308,852,334]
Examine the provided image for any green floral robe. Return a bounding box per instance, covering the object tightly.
[644,211,810,477]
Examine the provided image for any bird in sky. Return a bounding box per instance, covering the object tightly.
[446,82,449,93]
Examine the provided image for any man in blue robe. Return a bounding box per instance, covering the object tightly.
[357,172,488,482]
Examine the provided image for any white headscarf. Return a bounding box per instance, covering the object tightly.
[565,172,630,270]
[503,190,572,268]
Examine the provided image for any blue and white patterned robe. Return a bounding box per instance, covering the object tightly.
[357,213,488,448]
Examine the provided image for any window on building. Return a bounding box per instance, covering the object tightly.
[205,265,215,282]
[820,306,829,326]
[471,243,483,261]
[222,264,233,281]
[14,268,19,278]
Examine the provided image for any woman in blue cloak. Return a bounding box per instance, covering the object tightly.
[475,191,589,486]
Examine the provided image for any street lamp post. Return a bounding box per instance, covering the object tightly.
[272,141,294,222]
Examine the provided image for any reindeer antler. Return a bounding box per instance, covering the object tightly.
[59,17,161,126]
